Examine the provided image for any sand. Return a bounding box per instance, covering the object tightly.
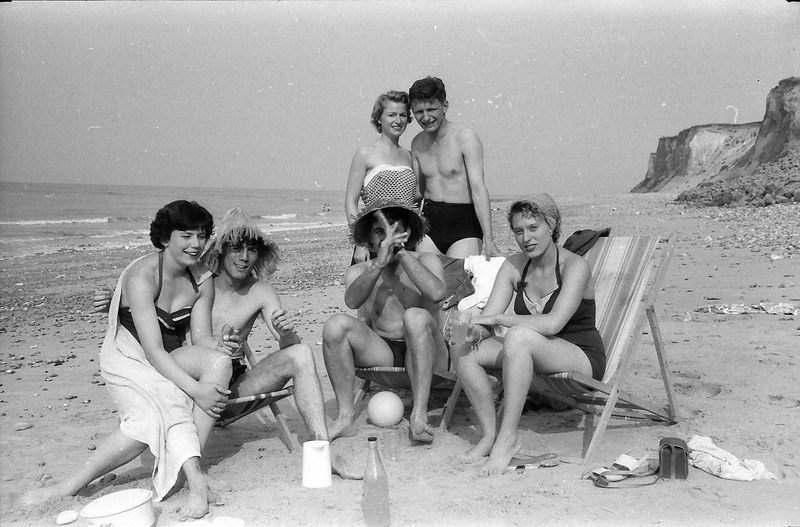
[1,193,799,527]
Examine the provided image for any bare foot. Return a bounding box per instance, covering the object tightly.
[410,420,435,443]
[478,435,520,477]
[331,454,363,480]
[457,435,495,464]
[17,485,69,508]
[180,483,209,519]
[328,418,359,442]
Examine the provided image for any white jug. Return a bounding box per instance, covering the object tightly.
[302,440,332,488]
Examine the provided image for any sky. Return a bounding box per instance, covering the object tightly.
[0,0,797,197]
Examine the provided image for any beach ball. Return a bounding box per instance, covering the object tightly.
[367,391,404,427]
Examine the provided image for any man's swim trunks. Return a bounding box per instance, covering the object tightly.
[422,199,483,253]
[381,336,407,367]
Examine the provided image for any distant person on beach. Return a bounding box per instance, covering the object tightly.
[409,76,499,259]
[455,194,606,475]
[345,90,418,263]
[322,199,448,442]
[90,209,361,475]
[22,200,234,518]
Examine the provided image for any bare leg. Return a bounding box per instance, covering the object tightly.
[455,338,504,462]
[445,237,482,259]
[403,308,446,443]
[171,345,232,515]
[180,457,208,519]
[322,314,395,440]
[19,430,146,507]
[480,327,592,476]
[415,235,444,255]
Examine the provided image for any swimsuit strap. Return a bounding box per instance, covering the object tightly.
[516,259,532,291]
[185,267,199,293]
[155,250,164,301]
[554,248,562,287]
[516,249,560,307]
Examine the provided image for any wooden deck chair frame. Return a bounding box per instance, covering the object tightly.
[216,344,299,452]
[439,233,680,467]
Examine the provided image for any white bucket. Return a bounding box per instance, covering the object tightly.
[80,488,155,527]
[302,440,332,488]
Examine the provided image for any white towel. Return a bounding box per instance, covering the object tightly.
[100,257,201,501]
[687,435,777,481]
[457,256,506,311]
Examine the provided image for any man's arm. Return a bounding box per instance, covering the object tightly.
[398,251,447,302]
[344,261,381,309]
[256,282,301,349]
[411,135,427,199]
[461,129,499,257]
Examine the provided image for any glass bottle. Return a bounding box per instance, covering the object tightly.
[362,436,390,527]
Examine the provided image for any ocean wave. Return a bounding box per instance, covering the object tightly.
[259,213,297,221]
[0,217,110,226]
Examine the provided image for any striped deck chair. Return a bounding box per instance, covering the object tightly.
[440,233,679,466]
[216,343,299,452]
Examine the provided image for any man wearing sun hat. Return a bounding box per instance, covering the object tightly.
[323,197,449,443]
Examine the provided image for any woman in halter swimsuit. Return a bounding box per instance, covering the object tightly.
[21,201,239,519]
[345,90,419,262]
[455,194,606,476]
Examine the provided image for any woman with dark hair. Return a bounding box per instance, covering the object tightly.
[455,194,606,476]
[21,200,238,519]
[344,90,419,262]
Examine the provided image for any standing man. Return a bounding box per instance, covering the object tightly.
[322,199,448,443]
[409,76,499,258]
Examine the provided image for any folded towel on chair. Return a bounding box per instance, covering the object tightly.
[458,256,506,311]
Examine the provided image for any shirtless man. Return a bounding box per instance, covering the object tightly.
[322,200,448,442]
[93,209,359,477]
[409,76,499,259]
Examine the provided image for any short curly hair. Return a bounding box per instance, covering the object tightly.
[409,76,447,104]
[507,194,562,243]
[149,200,214,249]
[370,91,412,133]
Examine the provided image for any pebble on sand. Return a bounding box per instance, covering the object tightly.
[55,509,78,525]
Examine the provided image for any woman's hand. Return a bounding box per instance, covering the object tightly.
[92,287,113,313]
[270,309,297,338]
[470,313,497,328]
[191,381,230,418]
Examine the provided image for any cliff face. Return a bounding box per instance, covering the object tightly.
[631,123,760,193]
[632,77,800,206]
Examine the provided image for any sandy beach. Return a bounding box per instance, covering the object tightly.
[1,192,799,527]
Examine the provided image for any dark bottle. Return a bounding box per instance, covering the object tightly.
[362,436,390,527]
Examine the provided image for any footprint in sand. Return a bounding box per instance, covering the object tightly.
[765,394,800,408]
[674,381,722,398]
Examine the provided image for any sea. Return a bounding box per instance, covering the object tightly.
[0,181,347,259]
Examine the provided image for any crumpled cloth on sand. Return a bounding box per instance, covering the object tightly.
[100,257,201,501]
[458,256,506,311]
[687,435,777,481]
[695,302,799,316]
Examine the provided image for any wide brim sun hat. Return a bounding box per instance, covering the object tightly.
[350,199,428,249]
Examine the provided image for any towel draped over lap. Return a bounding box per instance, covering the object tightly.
[99,257,201,501]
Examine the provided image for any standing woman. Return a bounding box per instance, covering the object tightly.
[21,200,237,519]
[344,90,418,262]
[456,194,606,476]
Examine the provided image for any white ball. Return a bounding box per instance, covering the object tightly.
[367,391,404,427]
